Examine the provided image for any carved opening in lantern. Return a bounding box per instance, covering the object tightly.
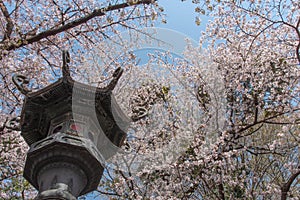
[53,125,63,134]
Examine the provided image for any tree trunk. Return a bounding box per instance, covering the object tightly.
[281,170,300,200]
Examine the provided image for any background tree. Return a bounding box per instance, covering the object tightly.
[94,0,300,199]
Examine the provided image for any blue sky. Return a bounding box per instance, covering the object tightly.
[123,0,211,66]
[158,0,209,41]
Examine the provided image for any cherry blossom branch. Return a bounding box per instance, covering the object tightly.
[38,51,59,77]
[200,176,222,200]
[8,0,25,18]
[217,182,225,200]
[3,0,155,51]
[0,71,21,105]
[278,19,300,63]
[295,18,300,63]
[117,169,136,195]
[0,0,14,41]
[246,22,280,60]
[96,190,120,196]
[252,160,276,193]
[234,2,300,63]
[237,108,300,134]
[281,169,300,200]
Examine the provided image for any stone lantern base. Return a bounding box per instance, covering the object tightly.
[35,183,76,200]
[24,133,105,198]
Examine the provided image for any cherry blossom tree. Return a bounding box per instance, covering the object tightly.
[93,0,300,199]
[198,1,300,198]
[0,0,299,199]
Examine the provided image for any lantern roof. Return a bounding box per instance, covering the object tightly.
[13,51,127,147]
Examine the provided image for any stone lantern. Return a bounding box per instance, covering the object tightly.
[12,51,128,199]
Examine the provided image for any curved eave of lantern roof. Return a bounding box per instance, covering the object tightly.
[25,77,73,104]
[25,73,111,100]
[23,75,112,109]
[20,75,119,145]
[19,77,72,145]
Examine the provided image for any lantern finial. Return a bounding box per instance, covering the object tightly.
[62,50,70,78]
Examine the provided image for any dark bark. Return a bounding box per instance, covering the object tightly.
[281,170,300,200]
[218,183,225,200]
[0,0,14,41]
[2,0,155,51]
